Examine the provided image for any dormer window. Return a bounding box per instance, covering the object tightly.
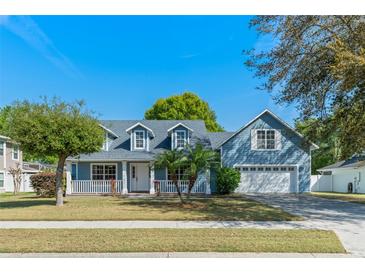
[175,130,186,149]
[134,130,145,149]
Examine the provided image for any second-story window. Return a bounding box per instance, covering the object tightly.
[256,129,276,150]
[12,144,19,160]
[134,130,145,149]
[175,130,186,149]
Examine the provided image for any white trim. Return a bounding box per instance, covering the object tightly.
[99,124,118,138]
[251,129,280,151]
[69,159,154,162]
[11,144,19,161]
[90,163,118,180]
[134,130,146,150]
[0,135,10,140]
[167,123,194,133]
[216,109,319,149]
[174,129,187,149]
[126,122,155,137]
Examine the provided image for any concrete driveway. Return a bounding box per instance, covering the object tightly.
[246,194,365,257]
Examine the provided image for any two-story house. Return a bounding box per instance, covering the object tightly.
[66,109,318,195]
[0,135,23,192]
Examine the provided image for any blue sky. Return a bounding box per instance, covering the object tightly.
[0,16,297,131]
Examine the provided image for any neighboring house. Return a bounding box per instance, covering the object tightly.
[0,135,23,192]
[66,109,318,195]
[315,152,365,193]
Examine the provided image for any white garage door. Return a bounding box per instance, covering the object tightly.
[235,166,297,193]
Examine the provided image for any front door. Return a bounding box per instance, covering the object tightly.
[130,163,150,192]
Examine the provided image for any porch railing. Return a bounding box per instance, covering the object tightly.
[157,180,206,193]
[71,180,123,194]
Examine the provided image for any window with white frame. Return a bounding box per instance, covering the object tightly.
[256,129,276,150]
[0,141,4,156]
[167,166,189,180]
[12,144,19,160]
[175,130,186,149]
[0,172,4,188]
[92,164,116,180]
[134,130,145,149]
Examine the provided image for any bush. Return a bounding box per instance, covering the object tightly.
[30,173,65,197]
[216,167,240,194]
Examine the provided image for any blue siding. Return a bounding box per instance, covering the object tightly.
[77,162,91,180]
[76,162,123,181]
[221,112,311,192]
[155,168,166,180]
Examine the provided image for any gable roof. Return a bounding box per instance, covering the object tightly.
[125,122,155,137]
[318,152,365,171]
[70,120,210,161]
[167,122,194,133]
[99,124,119,138]
[208,132,235,150]
[215,109,319,149]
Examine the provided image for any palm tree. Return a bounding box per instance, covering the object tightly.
[185,143,219,199]
[154,149,187,203]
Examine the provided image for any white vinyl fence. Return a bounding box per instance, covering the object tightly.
[157,180,206,193]
[310,175,332,192]
[3,173,35,192]
[71,180,123,194]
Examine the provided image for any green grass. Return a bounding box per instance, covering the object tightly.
[311,192,365,204]
[0,228,345,253]
[0,193,300,221]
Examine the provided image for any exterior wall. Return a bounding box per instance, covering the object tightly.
[4,173,35,192]
[5,142,22,170]
[155,168,166,180]
[221,112,312,192]
[75,162,123,181]
[171,125,190,149]
[130,126,149,152]
[331,167,365,193]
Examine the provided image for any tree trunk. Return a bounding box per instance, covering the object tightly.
[172,174,184,203]
[56,155,67,206]
[187,175,197,199]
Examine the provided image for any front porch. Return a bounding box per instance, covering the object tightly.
[66,161,210,195]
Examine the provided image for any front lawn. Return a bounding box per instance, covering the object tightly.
[0,193,300,221]
[0,228,345,253]
[311,192,365,204]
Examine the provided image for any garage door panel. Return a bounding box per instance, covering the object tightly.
[235,167,297,193]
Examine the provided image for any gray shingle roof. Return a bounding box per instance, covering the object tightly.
[70,120,212,161]
[318,152,365,171]
[208,132,235,150]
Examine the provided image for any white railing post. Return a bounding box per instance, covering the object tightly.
[66,161,72,195]
[205,169,211,195]
[122,161,128,195]
[150,163,155,194]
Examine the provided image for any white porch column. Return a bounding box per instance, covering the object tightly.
[205,169,211,195]
[122,161,128,194]
[66,161,72,195]
[149,163,155,194]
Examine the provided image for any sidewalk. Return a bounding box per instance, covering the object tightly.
[0,252,355,258]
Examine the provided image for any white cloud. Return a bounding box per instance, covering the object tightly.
[0,16,82,78]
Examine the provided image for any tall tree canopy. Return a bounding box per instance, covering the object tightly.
[245,16,365,159]
[5,98,104,206]
[145,92,224,132]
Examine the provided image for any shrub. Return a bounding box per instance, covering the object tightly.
[30,173,65,197]
[216,167,240,194]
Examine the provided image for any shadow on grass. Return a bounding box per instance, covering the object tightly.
[118,196,298,221]
[0,198,68,208]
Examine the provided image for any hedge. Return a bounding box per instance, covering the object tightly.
[30,173,66,197]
